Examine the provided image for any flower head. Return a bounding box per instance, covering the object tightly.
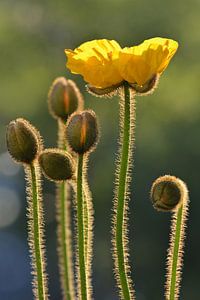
[65,39,123,89]
[65,37,178,93]
[118,37,178,86]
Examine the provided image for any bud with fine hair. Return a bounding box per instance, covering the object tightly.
[65,110,99,154]
[48,77,83,122]
[150,175,184,212]
[39,148,74,182]
[150,175,189,300]
[6,118,41,164]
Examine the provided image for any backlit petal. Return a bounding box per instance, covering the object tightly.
[118,37,178,86]
[65,39,123,88]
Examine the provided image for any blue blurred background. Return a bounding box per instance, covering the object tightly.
[0,0,199,299]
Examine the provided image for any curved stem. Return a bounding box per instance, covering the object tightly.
[166,187,189,300]
[28,163,48,300]
[77,154,87,300]
[114,83,135,299]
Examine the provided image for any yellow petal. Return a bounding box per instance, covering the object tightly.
[65,39,123,88]
[118,37,178,86]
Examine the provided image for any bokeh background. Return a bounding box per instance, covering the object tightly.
[0,0,199,299]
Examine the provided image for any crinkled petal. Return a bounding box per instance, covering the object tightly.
[65,39,123,88]
[118,37,178,86]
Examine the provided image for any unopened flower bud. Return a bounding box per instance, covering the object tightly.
[150,175,184,212]
[48,77,83,122]
[39,149,74,182]
[129,75,158,95]
[6,118,41,164]
[66,110,99,154]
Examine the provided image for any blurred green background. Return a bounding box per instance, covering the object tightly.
[0,0,199,299]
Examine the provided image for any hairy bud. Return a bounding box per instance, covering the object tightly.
[150,175,184,212]
[39,148,74,182]
[48,77,83,122]
[66,110,99,154]
[6,118,41,164]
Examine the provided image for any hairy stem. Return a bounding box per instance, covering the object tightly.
[113,83,135,299]
[25,162,48,300]
[56,119,75,299]
[169,205,183,300]
[77,154,87,300]
[57,182,74,299]
[83,191,89,264]
[166,185,189,300]
[83,156,94,299]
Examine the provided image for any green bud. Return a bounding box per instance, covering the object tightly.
[151,175,183,212]
[6,118,41,164]
[39,149,74,182]
[129,75,158,95]
[48,77,83,122]
[66,110,99,154]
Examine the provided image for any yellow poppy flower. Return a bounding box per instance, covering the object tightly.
[65,39,123,89]
[118,37,179,86]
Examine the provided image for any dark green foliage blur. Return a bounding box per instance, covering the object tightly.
[0,0,199,299]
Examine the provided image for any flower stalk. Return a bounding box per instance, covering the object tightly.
[38,147,75,299]
[25,162,48,300]
[151,175,189,300]
[57,180,75,300]
[77,153,87,300]
[56,124,75,300]
[47,76,84,299]
[66,110,99,299]
[82,156,94,299]
[113,82,135,299]
[166,183,189,300]
[6,118,49,300]
[70,154,94,300]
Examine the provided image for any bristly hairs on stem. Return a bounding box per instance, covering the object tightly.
[56,121,76,300]
[151,175,189,300]
[58,119,67,149]
[66,110,99,300]
[6,118,49,300]
[54,158,75,300]
[112,83,136,300]
[48,76,84,299]
[166,177,189,300]
[38,148,76,300]
[70,154,94,300]
[74,153,87,300]
[82,155,94,300]
[25,161,49,300]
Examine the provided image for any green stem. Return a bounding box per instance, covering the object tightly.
[57,120,75,299]
[166,180,189,300]
[30,163,46,300]
[59,182,73,299]
[77,154,87,300]
[83,190,89,265]
[169,205,183,300]
[82,159,94,299]
[115,83,135,299]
